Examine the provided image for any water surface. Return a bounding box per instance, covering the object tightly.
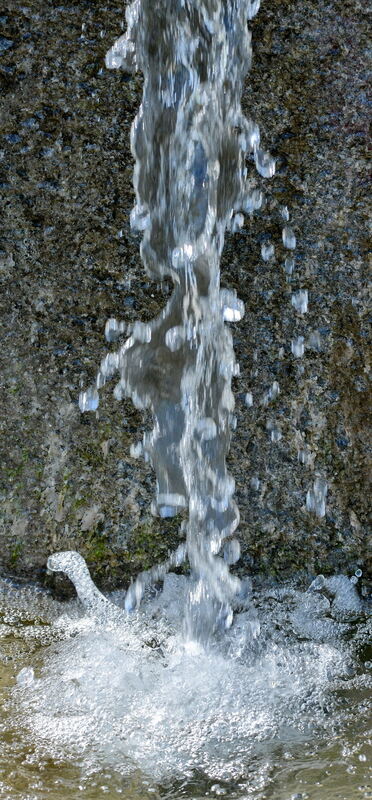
[1,576,370,799]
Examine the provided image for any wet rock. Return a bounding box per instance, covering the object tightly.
[0,0,370,588]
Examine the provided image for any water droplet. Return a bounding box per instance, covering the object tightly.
[262,381,280,405]
[291,289,308,314]
[132,321,152,343]
[271,381,280,399]
[298,448,312,465]
[106,35,136,70]
[104,318,123,342]
[280,205,290,221]
[96,371,106,389]
[245,391,253,407]
[220,289,245,322]
[79,387,99,412]
[240,119,260,151]
[355,568,362,578]
[130,442,143,459]
[254,148,276,178]
[284,255,295,276]
[130,204,150,231]
[261,242,275,261]
[291,336,305,358]
[350,575,358,585]
[282,226,296,249]
[223,539,241,565]
[250,476,260,490]
[113,381,123,401]
[230,213,244,232]
[270,426,282,442]
[100,352,120,378]
[306,477,328,518]
[308,330,321,350]
[243,188,263,213]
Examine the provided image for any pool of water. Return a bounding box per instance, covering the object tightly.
[0,574,371,800]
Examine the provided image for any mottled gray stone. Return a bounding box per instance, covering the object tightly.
[0,0,370,589]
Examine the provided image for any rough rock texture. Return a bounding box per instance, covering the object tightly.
[0,0,370,590]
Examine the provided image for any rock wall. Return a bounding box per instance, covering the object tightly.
[0,0,370,588]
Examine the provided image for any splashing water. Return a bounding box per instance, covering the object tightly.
[3,569,371,798]
[5,4,370,798]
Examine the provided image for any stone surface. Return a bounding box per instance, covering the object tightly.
[0,0,370,590]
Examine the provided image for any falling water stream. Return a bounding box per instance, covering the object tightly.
[81,0,262,634]
[1,1,371,798]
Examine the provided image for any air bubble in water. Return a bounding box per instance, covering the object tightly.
[291,290,308,314]
[282,226,296,249]
[291,336,305,358]
[254,148,276,178]
[79,387,99,412]
[261,242,275,261]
